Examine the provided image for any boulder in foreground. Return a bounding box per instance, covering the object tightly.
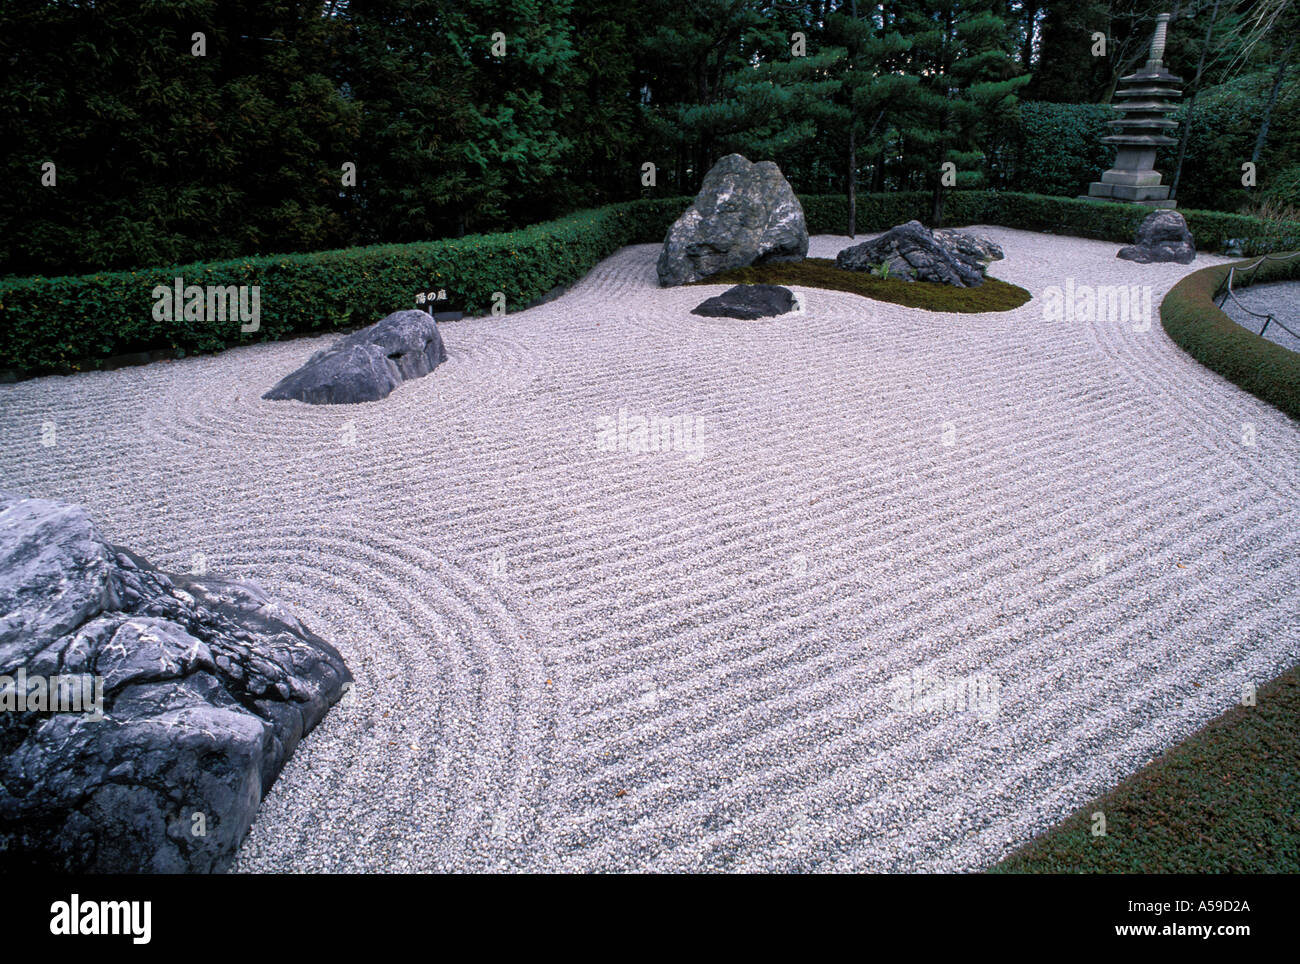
[657,154,808,287]
[0,492,351,872]
[1117,210,1196,264]
[836,221,993,287]
[264,309,447,404]
[691,284,798,320]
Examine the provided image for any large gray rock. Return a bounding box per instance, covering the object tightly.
[835,221,988,287]
[264,309,447,404]
[0,493,351,872]
[1117,210,1196,264]
[691,284,797,320]
[657,154,808,287]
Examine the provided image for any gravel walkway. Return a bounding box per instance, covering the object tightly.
[1220,279,1300,354]
[1,229,1297,873]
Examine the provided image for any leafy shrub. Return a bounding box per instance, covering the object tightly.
[1008,102,1113,198]
[1262,165,1300,213]
[1006,77,1300,215]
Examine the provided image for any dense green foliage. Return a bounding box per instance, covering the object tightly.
[5,1,1295,279]
[691,257,1033,312]
[1008,102,1114,197]
[0,198,687,374]
[992,662,1300,872]
[1159,252,1300,422]
[6,189,1298,376]
[1264,165,1300,210]
[0,0,357,275]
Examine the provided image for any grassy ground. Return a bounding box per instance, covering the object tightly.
[991,663,1300,873]
[690,258,1032,313]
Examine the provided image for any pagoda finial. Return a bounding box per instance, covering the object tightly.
[1147,13,1172,68]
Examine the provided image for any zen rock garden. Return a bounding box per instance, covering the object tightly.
[0,135,1222,873]
[659,154,1012,321]
[7,0,1300,889]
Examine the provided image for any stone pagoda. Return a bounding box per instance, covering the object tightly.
[1081,13,1183,208]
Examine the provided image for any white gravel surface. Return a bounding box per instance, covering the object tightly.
[1,228,1298,873]
[1220,280,1300,354]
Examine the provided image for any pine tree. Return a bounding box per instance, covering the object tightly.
[826,3,916,236]
[895,0,1030,223]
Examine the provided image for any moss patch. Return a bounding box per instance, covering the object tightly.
[990,663,1300,873]
[689,257,1032,313]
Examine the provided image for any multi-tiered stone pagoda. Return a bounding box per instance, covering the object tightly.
[1081,13,1183,209]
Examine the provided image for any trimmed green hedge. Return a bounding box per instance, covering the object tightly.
[4,190,1300,375]
[1160,253,1300,421]
[803,190,1300,253]
[0,197,689,375]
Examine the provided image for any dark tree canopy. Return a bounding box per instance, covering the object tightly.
[0,0,1293,276]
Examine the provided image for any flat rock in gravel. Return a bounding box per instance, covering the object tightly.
[691,284,797,319]
[264,309,447,404]
[657,154,808,287]
[836,221,988,287]
[1117,210,1196,264]
[0,492,351,873]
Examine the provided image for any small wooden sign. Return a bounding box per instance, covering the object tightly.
[414,286,463,321]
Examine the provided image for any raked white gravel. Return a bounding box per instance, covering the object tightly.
[1,229,1297,873]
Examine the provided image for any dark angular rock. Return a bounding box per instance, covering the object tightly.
[0,492,351,873]
[264,309,447,405]
[691,284,798,320]
[657,154,808,287]
[835,221,988,287]
[1117,210,1196,264]
[933,228,1005,265]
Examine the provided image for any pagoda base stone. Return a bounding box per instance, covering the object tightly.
[1099,169,1165,188]
[1077,195,1178,209]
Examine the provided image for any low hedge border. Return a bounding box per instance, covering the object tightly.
[1159,253,1300,422]
[0,198,690,376]
[802,191,1300,253]
[3,191,1299,376]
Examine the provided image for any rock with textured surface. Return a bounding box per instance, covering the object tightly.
[933,228,1004,265]
[835,221,988,287]
[691,284,798,320]
[264,309,447,404]
[657,154,808,287]
[0,492,351,873]
[1117,210,1196,264]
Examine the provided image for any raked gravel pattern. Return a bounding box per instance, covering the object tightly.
[1,229,1298,873]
